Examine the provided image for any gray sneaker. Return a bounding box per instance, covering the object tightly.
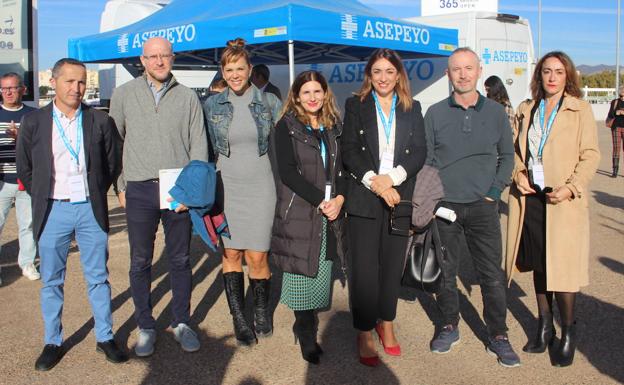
[173,323,200,352]
[135,328,157,357]
[430,325,460,354]
[487,335,521,367]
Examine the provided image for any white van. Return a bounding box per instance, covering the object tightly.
[407,12,536,111]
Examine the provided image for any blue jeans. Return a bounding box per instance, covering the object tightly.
[0,181,36,268]
[38,200,113,346]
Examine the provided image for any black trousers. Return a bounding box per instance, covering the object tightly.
[435,200,508,337]
[348,207,409,331]
[126,180,192,329]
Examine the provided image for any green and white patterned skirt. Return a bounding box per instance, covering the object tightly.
[280,218,333,311]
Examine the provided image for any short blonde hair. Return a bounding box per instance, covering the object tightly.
[220,38,251,67]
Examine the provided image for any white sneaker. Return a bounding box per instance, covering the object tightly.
[135,328,157,357]
[22,263,40,281]
[173,323,200,352]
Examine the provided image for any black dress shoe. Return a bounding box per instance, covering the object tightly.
[35,344,63,371]
[96,340,129,363]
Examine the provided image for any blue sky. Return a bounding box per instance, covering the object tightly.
[38,0,623,70]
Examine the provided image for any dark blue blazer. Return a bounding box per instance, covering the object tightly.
[16,102,120,239]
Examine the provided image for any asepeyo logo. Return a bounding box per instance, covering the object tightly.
[117,33,129,54]
[131,24,197,49]
[482,48,528,64]
[341,14,358,40]
[362,19,430,45]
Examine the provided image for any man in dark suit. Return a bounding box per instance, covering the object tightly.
[16,58,127,371]
[251,64,282,101]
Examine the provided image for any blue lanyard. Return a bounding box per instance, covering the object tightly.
[537,99,559,159]
[52,109,83,167]
[306,125,326,167]
[372,91,396,145]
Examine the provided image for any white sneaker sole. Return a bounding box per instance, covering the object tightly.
[486,347,521,367]
[431,337,460,354]
[22,271,40,281]
[135,345,155,357]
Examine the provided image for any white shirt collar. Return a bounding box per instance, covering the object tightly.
[52,100,81,120]
[0,104,23,112]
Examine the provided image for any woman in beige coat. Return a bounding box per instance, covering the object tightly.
[505,51,600,367]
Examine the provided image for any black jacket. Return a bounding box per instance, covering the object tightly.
[264,81,282,101]
[271,113,345,277]
[16,103,120,239]
[342,94,426,218]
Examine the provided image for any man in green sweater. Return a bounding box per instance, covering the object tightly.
[109,37,208,357]
[424,47,519,368]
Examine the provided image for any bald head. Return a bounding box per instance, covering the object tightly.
[140,37,175,87]
[142,37,173,56]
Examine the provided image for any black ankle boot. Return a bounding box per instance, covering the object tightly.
[249,277,272,338]
[293,310,320,364]
[553,322,577,367]
[223,272,257,346]
[523,313,555,353]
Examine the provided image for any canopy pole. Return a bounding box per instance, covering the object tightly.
[288,40,295,85]
[616,0,621,96]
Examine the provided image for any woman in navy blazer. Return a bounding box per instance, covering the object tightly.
[342,48,426,366]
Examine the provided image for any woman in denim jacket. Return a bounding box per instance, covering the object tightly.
[203,38,282,347]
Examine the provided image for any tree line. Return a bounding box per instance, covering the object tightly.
[580,70,624,89]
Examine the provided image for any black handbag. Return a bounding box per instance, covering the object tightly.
[401,220,445,293]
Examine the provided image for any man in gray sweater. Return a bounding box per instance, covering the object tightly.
[424,47,519,368]
[109,37,207,357]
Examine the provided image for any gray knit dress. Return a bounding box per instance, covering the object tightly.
[217,88,276,251]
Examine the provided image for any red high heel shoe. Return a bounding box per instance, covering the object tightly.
[375,323,401,356]
[357,334,380,367]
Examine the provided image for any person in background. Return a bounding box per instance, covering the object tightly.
[203,38,282,347]
[17,58,126,370]
[342,48,426,367]
[0,72,38,283]
[485,75,515,130]
[506,51,600,367]
[424,47,520,368]
[605,85,624,177]
[251,64,282,101]
[271,70,345,365]
[110,37,208,357]
[209,79,227,95]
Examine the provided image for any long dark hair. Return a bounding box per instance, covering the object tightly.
[484,75,511,106]
[282,71,340,129]
[530,51,581,100]
[356,48,413,112]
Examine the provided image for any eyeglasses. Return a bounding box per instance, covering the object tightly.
[0,86,21,93]
[142,54,174,62]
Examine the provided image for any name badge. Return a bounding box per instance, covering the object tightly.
[379,151,394,175]
[324,182,332,202]
[68,174,87,203]
[532,162,545,190]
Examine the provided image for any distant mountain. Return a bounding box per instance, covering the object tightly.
[577,65,624,75]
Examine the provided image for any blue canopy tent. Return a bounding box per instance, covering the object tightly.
[69,0,458,84]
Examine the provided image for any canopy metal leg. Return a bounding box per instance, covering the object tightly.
[288,40,295,85]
